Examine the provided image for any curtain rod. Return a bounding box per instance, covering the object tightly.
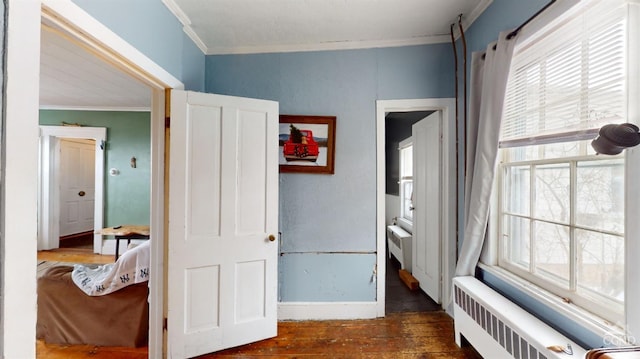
[507,0,557,39]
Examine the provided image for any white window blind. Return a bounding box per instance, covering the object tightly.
[500,0,628,148]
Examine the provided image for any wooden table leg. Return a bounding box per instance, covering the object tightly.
[115,236,123,261]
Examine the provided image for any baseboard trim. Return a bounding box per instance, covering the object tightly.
[59,230,93,241]
[278,301,379,320]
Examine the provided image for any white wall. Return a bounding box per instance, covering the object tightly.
[2,1,41,357]
[385,194,400,227]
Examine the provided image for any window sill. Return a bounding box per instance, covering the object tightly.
[477,263,631,346]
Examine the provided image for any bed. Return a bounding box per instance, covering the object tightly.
[36,242,150,347]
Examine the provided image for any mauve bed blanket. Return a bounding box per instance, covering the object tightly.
[36,265,148,347]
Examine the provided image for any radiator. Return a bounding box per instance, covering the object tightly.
[453,276,587,359]
[386,225,412,271]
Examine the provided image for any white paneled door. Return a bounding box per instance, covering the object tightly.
[168,90,279,358]
[412,112,442,304]
[59,138,95,237]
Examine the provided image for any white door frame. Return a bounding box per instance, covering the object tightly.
[375,99,457,317]
[5,1,182,357]
[39,126,106,253]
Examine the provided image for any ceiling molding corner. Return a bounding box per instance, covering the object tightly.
[182,25,209,54]
[162,0,208,54]
[448,0,493,40]
[464,0,494,31]
[161,0,191,25]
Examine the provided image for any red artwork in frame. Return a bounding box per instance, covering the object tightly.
[279,115,336,174]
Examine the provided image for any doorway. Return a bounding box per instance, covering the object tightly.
[384,111,439,313]
[5,2,178,356]
[375,98,457,317]
[39,126,106,253]
[36,4,176,357]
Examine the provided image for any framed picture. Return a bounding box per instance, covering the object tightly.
[279,115,336,174]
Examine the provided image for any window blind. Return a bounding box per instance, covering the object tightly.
[500,0,628,148]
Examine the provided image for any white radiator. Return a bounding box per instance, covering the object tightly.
[386,225,412,271]
[453,276,587,359]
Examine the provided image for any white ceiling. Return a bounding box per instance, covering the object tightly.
[39,0,492,110]
[165,0,493,55]
[40,24,152,110]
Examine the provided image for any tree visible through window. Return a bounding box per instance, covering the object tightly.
[497,0,633,324]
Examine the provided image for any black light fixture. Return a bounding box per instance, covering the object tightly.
[591,123,640,155]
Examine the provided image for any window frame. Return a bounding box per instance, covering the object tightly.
[398,138,413,230]
[497,151,625,324]
[484,0,640,343]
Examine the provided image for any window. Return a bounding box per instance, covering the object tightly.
[399,138,413,225]
[497,0,636,325]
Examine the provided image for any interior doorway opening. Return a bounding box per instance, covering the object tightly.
[384,111,440,313]
[375,98,457,317]
[31,3,179,357]
[39,126,106,253]
[4,1,179,356]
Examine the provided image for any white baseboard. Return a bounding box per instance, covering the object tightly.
[278,302,379,320]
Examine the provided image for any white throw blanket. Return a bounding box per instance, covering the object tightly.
[72,241,150,296]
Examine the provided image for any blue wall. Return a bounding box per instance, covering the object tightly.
[463,0,604,349]
[206,44,454,301]
[67,1,604,344]
[71,0,205,91]
[40,110,151,227]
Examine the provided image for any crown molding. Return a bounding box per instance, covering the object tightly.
[162,0,208,54]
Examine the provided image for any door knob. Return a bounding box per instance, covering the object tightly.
[78,191,86,197]
[268,234,276,242]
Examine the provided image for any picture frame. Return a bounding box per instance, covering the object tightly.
[279,115,336,174]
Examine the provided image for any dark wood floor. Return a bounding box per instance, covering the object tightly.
[386,255,441,313]
[37,246,480,358]
[37,312,480,359]
[201,311,481,358]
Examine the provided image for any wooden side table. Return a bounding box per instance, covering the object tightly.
[99,225,150,260]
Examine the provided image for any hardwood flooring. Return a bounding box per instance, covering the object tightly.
[36,247,481,359]
[37,247,114,264]
[199,312,481,358]
[38,312,480,359]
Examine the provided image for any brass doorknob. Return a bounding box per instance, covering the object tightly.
[78,191,86,197]
[268,234,276,242]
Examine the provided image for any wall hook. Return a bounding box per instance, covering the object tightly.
[131,156,137,168]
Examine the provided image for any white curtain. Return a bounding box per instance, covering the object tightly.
[455,30,518,276]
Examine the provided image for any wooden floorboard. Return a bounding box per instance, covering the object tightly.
[36,247,481,359]
[37,247,114,264]
[37,313,480,359]
[199,312,480,358]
